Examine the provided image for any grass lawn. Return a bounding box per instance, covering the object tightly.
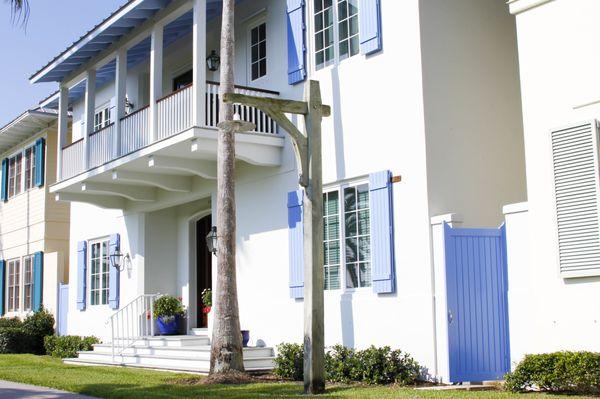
[0,355,592,399]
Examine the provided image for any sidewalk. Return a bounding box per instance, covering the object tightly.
[0,380,100,399]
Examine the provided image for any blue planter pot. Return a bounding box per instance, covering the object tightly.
[241,330,250,347]
[156,314,182,335]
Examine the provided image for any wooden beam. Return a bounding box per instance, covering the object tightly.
[148,155,217,179]
[223,92,331,117]
[81,182,156,202]
[55,192,126,209]
[112,170,191,192]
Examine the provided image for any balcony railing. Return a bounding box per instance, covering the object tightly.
[60,82,279,180]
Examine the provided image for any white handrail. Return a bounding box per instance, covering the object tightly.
[106,293,161,363]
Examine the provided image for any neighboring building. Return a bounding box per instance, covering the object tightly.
[0,105,71,324]
[502,0,600,364]
[24,0,525,380]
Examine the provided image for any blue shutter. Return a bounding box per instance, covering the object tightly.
[287,0,307,85]
[288,190,304,298]
[0,260,5,316]
[108,234,120,309]
[34,138,45,187]
[359,0,382,55]
[1,158,8,202]
[77,241,87,311]
[369,170,395,293]
[33,252,44,312]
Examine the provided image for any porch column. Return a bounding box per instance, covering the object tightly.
[192,0,207,127]
[57,85,69,181]
[84,69,97,170]
[150,24,164,143]
[114,48,127,158]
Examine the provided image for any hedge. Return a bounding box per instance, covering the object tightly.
[505,351,600,394]
[44,335,100,358]
[274,343,421,385]
[0,308,55,355]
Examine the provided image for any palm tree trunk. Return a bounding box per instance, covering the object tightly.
[210,0,245,374]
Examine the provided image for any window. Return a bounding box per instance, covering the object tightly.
[93,107,112,132]
[8,153,22,198]
[322,182,372,290]
[23,256,33,311]
[250,22,267,81]
[24,146,36,190]
[7,259,20,312]
[313,0,359,69]
[89,239,110,306]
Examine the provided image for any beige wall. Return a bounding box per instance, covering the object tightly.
[420,0,527,227]
[0,125,70,317]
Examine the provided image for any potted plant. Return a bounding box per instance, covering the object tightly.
[154,295,184,335]
[201,288,212,314]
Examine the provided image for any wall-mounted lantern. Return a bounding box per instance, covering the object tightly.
[109,249,131,272]
[206,50,221,72]
[206,226,218,255]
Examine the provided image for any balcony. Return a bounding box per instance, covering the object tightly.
[60,82,282,181]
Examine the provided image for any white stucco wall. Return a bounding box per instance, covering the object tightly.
[506,0,600,358]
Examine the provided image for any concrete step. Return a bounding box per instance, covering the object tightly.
[189,328,208,336]
[91,343,273,359]
[72,349,274,372]
[110,335,210,347]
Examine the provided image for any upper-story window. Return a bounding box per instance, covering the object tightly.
[250,22,267,81]
[322,181,372,290]
[314,0,359,69]
[89,238,110,306]
[7,144,38,199]
[94,106,112,132]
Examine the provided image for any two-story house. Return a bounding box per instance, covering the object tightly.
[0,104,71,329]
[501,0,600,365]
[25,0,526,381]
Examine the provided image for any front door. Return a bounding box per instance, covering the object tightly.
[196,215,212,328]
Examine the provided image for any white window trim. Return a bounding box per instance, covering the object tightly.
[4,255,34,316]
[6,142,38,200]
[323,176,372,292]
[87,237,111,307]
[309,0,360,73]
[247,18,268,83]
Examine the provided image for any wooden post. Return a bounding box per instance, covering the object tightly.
[57,85,69,181]
[150,23,164,143]
[302,80,325,394]
[83,69,96,170]
[114,48,127,158]
[192,0,207,127]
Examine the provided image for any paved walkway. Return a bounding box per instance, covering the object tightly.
[0,380,100,399]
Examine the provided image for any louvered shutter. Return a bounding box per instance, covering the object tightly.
[551,120,600,277]
[1,158,8,202]
[288,190,304,298]
[33,252,44,312]
[369,170,396,293]
[286,0,307,85]
[0,260,5,316]
[359,0,382,55]
[108,234,120,309]
[77,241,87,311]
[34,138,45,187]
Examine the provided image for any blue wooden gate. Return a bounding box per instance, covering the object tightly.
[58,284,69,336]
[444,223,510,382]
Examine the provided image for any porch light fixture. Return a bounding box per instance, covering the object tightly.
[109,249,131,272]
[206,226,218,255]
[206,50,220,71]
[124,97,135,113]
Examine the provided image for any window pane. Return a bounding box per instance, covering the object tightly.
[314,13,323,31]
[359,236,370,261]
[324,26,334,46]
[315,32,324,51]
[348,0,358,15]
[314,0,322,13]
[345,212,357,237]
[344,187,356,211]
[251,26,258,43]
[350,35,360,56]
[329,265,340,289]
[346,264,358,288]
[329,239,340,264]
[360,263,371,287]
[325,190,339,215]
[345,237,357,263]
[252,63,259,81]
[338,0,347,20]
[358,209,370,235]
[259,59,267,78]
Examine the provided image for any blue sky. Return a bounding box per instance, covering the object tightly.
[0,0,126,127]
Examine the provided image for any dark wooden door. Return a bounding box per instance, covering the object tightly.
[197,215,212,328]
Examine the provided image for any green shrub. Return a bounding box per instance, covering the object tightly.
[505,351,600,394]
[153,295,184,319]
[22,308,55,354]
[274,343,304,380]
[274,343,421,385]
[0,317,22,328]
[44,335,100,358]
[0,327,31,354]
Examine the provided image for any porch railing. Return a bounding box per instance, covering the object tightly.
[89,123,115,168]
[120,106,150,156]
[158,84,193,140]
[60,82,279,181]
[62,139,84,180]
[107,293,160,362]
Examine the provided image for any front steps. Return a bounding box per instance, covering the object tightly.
[63,335,275,374]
